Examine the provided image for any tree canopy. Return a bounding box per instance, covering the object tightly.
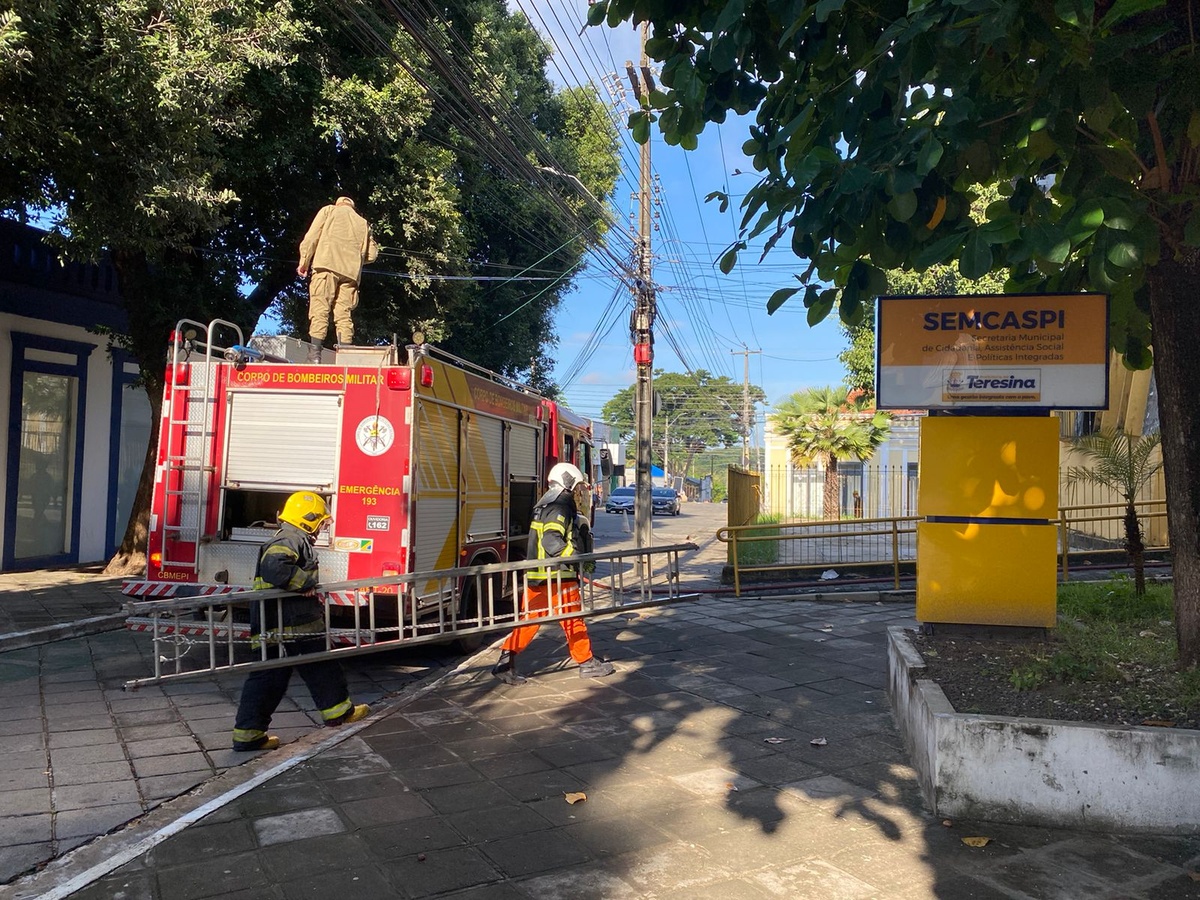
[599,369,766,476]
[841,186,1007,396]
[588,0,1200,666]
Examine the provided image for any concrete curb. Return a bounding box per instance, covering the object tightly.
[887,625,1200,834]
[0,613,128,653]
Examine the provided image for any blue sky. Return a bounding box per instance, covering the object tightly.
[516,1,850,428]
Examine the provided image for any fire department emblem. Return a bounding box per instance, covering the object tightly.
[355,415,395,456]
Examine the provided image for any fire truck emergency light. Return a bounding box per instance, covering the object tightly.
[386,368,412,390]
[420,364,434,387]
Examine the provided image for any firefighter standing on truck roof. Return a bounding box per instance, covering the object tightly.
[231,491,369,752]
[492,463,616,684]
[297,196,379,363]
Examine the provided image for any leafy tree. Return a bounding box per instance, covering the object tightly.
[0,0,620,572]
[600,369,765,476]
[770,386,891,519]
[588,0,1200,666]
[841,187,1007,396]
[1065,430,1163,597]
[274,7,622,389]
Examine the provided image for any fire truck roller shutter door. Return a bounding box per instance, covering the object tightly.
[225,393,341,487]
[463,414,504,539]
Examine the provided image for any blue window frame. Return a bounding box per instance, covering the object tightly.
[5,332,93,570]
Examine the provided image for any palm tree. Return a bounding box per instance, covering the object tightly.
[1064,429,1163,596]
[770,386,892,520]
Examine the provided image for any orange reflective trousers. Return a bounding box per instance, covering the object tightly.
[500,581,592,663]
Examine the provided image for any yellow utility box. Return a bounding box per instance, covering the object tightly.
[917,521,1057,626]
[916,415,1059,627]
[918,416,1059,519]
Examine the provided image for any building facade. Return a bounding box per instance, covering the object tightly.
[762,412,923,520]
[0,220,151,571]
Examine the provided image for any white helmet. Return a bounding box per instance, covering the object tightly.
[548,462,586,492]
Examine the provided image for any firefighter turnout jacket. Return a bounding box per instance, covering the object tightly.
[250,522,325,638]
[526,486,592,583]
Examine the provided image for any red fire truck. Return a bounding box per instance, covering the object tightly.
[122,319,596,636]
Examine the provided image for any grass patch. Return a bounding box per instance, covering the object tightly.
[1006,576,1200,724]
[733,514,781,567]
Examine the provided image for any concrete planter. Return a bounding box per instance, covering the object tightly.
[887,625,1200,833]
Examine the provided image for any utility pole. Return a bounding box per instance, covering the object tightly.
[731,347,761,469]
[627,24,656,551]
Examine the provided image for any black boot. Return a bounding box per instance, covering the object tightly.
[492,649,527,685]
[306,339,323,364]
[578,656,615,678]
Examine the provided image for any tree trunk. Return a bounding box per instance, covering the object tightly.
[103,249,171,577]
[1123,500,1146,598]
[103,384,161,576]
[823,454,840,520]
[1145,251,1200,667]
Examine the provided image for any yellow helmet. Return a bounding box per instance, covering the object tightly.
[279,491,331,535]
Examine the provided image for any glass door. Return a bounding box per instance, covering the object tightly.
[5,333,91,569]
[14,372,77,561]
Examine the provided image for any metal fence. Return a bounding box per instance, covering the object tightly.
[765,462,1167,531]
[764,464,918,520]
[719,498,1170,597]
[719,515,920,596]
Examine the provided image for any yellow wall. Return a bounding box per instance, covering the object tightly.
[1056,351,1166,545]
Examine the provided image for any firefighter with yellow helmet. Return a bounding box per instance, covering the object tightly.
[492,463,616,684]
[231,491,369,751]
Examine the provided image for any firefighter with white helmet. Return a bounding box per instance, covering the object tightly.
[231,491,369,751]
[492,462,616,684]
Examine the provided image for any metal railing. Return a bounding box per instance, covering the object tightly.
[123,541,697,689]
[718,516,920,596]
[720,500,1171,597]
[1058,498,1168,581]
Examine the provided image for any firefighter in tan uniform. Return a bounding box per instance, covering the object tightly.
[492,463,616,684]
[297,196,379,362]
[231,492,369,751]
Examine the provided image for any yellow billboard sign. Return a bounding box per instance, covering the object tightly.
[877,293,1109,410]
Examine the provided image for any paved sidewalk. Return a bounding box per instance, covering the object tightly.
[0,581,464,887]
[0,568,127,649]
[7,593,1200,899]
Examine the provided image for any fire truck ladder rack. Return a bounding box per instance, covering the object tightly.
[414,343,543,398]
[123,541,699,689]
[159,318,244,570]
